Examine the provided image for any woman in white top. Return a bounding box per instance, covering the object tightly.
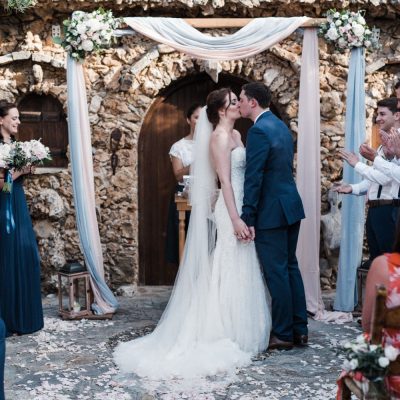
[165,103,202,264]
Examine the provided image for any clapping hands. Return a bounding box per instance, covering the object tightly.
[387,127,400,159]
[338,149,359,167]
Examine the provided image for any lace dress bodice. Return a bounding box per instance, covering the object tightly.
[214,147,246,238]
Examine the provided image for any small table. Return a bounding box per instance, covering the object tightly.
[175,194,192,263]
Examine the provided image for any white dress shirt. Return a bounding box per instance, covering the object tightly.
[373,152,400,199]
[253,109,270,124]
[350,146,393,200]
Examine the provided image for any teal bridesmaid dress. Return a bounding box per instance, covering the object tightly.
[0,172,43,336]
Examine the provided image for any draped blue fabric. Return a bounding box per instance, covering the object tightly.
[334,47,366,312]
[67,56,118,314]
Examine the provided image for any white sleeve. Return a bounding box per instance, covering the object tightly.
[350,179,370,196]
[373,156,400,184]
[169,141,182,159]
[354,162,392,185]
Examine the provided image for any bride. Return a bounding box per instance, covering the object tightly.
[114,88,271,380]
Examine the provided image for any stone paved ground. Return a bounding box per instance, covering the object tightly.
[4,287,361,400]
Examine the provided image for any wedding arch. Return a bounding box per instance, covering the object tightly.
[67,15,366,318]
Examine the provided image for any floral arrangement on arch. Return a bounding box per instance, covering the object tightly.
[5,0,36,13]
[54,9,121,62]
[319,9,380,52]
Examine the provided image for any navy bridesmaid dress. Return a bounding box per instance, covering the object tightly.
[0,172,43,336]
[0,317,5,400]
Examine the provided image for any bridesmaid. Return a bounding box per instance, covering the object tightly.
[0,316,4,400]
[0,102,44,336]
[165,103,202,264]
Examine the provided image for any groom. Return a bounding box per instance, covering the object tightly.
[239,82,308,350]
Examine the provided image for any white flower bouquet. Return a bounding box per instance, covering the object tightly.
[319,9,380,52]
[340,334,399,397]
[0,139,51,192]
[54,8,121,62]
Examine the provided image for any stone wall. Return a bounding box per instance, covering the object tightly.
[0,4,399,291]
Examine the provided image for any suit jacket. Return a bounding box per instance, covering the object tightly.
[241,111,305,230]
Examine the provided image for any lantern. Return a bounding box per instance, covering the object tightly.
[58,261,92,320]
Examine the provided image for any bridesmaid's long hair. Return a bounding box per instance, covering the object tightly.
[0,101,17,143]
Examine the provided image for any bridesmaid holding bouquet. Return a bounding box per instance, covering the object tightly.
[0,102,43,336]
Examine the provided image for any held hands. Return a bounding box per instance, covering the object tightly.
[233,217,252,242]
[10,165,33,180]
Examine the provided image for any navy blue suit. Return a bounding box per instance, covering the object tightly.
[241,111,308,342]
[0,317,5,400]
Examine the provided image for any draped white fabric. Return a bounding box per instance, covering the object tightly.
[123,17,309,60]
[67,56,118,314]
[296,29,322,315]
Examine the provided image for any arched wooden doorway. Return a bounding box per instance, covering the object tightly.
[139,73,279,285]
[18,94,68,168]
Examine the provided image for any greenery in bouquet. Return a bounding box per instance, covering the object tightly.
[4,0,37,13]
[319,9,380,52]
[54,8,121,62]
[340,334,399,381]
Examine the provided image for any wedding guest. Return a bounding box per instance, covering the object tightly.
[334,102,398,263]
[360,98,400,203]
[0,102,43,336]
[360,222,400,397]
[0,317,4,400]
[165,103,202,264]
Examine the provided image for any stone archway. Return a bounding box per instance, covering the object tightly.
[138,72,254,285]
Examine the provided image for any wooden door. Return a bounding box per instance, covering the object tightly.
[18,94,68,168]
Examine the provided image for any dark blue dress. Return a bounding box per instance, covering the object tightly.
[0,317,5,400]
[0,172,43,336]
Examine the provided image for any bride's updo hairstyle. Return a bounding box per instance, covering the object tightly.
[0,101,17,143]
[206,88,232,127]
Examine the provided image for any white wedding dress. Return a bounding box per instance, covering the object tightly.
[114,109,271,385]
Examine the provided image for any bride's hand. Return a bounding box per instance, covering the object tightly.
[232,217,250,240]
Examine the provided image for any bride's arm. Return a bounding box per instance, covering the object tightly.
[210,133,249,239]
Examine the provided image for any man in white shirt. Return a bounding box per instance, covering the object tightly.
[359,98,400,202]
[335,98,400,262]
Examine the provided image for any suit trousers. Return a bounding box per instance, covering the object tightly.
[255,221,308,342]
[0,318,5,400]
[366,205,396,262]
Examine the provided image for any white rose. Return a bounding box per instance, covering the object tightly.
[341,14,349,21]
[385,345,399,361]
[338,38,347,48]
[353,24,365,37]
[343,360,352,371]
[76,24,86,35]
[357,16,366,25]
[334,12,340,18]
[81,40,94,52]
[356,334,366,344]
[365,29,371,35]
[370,345,378,352]
[326,27,339,41]
[378,357,390,368]
[335,20,342,26]
[349,359,359,370]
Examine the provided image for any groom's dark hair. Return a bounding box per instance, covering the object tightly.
[241,82,271,108]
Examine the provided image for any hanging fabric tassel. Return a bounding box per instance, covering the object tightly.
[3,171,15,234]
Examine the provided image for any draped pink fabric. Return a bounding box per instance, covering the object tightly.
[296,28,322,315]
[296,29,352,323]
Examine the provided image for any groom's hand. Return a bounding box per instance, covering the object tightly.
[249,226,256,241]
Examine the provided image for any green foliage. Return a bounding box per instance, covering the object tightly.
[6,0,36,13]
